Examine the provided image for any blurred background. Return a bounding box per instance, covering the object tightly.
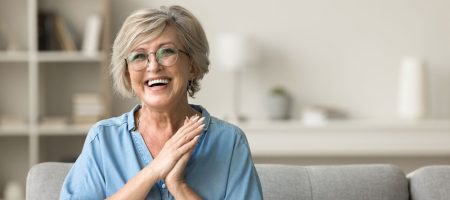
[1,0,450,198]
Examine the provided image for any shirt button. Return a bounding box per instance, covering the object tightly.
[162,183,166,189]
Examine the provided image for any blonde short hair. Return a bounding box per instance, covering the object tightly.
[111,5,210,98]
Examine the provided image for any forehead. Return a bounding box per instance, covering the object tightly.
[134,25,181,50]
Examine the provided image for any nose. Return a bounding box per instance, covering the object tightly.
[146,53,161,72]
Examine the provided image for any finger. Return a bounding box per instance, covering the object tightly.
[173,125,204,149]
[178,117,204,136]
[175,116,201,135]
[173,117,204,140]
[176,135,200,156]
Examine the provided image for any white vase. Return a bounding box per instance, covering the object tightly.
[397,57,427,120]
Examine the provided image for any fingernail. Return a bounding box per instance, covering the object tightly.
[198,117,205,122]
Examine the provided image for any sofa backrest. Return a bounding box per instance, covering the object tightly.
[27,162,412,200]
[26,162,72,200]
[408,165,450,200]
[257,164,409,200]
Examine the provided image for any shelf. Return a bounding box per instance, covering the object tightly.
[0,51,29,62]
[241,119,450,157]
[37,51,104,62]
[0,0,111,191]
[0,125,29,136]
[239,119,450,132]
[38,124,92,135]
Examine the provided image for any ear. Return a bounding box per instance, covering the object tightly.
[188,60,198,80]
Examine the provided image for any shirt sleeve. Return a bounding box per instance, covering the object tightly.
[224,128,264,200]
[60,125,106,200]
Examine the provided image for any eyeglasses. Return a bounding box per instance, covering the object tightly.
[125,47,189,71]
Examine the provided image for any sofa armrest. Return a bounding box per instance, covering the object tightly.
[26,162,73,200]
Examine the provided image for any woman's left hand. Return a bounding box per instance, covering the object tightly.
[164,145,194,190]
[164,120,202,199]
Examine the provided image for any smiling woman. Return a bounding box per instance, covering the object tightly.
[59,5,263,200]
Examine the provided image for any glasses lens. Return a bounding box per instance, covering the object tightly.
[127,52,148,70]
[156,47,178,66]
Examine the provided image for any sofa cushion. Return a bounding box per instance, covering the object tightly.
[256,164,409,200]
[256,164,312,200]
[408,165,450,200]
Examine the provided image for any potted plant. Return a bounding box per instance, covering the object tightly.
[267,86,291,120]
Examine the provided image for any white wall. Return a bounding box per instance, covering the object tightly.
[111,0,450,120]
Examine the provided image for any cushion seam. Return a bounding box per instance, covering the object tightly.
[305,167,314,200]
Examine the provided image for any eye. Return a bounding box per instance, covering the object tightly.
[157,47,177,58]
[127,52,148,62]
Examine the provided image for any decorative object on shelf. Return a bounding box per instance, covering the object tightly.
[73,93,104,124]
[267,86,291,120]
[82,14,103,56]
[301,105,347,126]
[397,57,427,120]
[215,32,259,122]
[3,180,23,200]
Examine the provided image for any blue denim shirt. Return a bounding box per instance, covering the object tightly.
[60,104,263,200]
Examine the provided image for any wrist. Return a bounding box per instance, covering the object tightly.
[146,164,163,180]
[166,179,185,191]
[167,181,202,199]
[167,182,187,198]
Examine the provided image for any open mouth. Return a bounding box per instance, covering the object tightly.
[146,78,170,87]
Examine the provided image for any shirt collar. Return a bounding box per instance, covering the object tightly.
[127,104,141,132]
[126,104,211,132]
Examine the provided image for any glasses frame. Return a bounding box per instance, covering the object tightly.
[125,47,189,71]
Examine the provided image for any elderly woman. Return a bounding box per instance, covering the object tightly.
[60,5,263,200]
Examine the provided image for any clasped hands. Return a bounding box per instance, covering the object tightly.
[148,115,204,191]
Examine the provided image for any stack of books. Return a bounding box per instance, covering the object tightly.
[72,93,104,124]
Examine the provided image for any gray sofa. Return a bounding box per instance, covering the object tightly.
[26,162,450,200]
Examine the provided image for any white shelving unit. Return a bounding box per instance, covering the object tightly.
[0,0,110,196]
[240,119,450,157]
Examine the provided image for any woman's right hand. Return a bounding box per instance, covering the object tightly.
[148,115,204,180]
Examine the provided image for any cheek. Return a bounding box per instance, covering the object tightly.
[129,72,143,88]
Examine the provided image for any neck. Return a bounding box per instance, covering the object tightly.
[137,103,198,134]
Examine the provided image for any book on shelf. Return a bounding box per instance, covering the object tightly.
[38,11,59,51]
[82,14,103,56]
[54,15,77,51]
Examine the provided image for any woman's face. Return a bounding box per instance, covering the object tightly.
[127,26,195,110]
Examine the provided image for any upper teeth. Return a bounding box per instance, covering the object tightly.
[148,79,169,86]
